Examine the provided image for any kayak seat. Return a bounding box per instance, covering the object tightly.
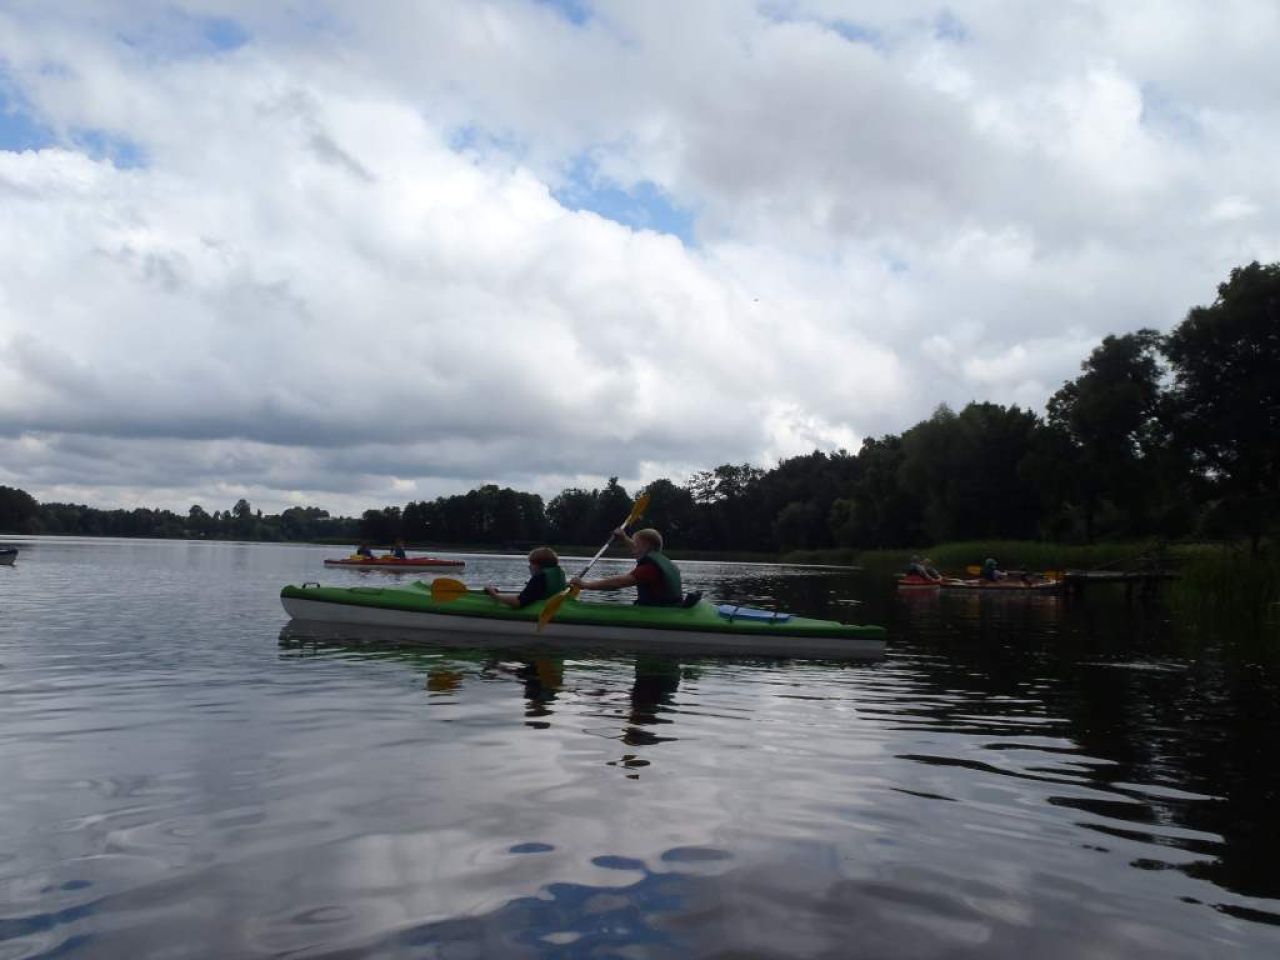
[681,591,703,608]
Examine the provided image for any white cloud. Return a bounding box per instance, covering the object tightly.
[2,0,1279,513]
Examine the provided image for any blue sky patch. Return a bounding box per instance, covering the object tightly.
[72,128,147,168]
[1139,83,1200,142]
[202,16,251,52]
[117,11,251,59]
[934,10,968,43]
[554,157,695,244]
[0,86,55,152]
[830,19,885,50]
[533,0,591,26]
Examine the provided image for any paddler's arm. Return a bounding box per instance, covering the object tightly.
[484,586,522,608]
[571,571,639,592]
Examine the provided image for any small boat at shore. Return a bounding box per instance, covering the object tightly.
[896,574,941,590]
[0,546,17,566]
[940,577,1063,593]
[323,556,465,570]
[280,581,887,659]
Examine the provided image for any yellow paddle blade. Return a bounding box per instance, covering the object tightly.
[965,565,982,576]
[430,577,469,602]
[536,584,581,632]
[626,492,651,527]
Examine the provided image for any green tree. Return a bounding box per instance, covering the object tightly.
[592,478,633,532]
[895,403,1042,543]
[548,488,598,545]
[834,436,923,548]
[0,485,40,533]
[637,478,697,545]
[1164,261,1280,551]
[1046,330,1173,540]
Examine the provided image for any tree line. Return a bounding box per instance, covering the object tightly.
[2,262,1277,554]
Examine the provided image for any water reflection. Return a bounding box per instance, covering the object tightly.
[282,630,689,774]
[9,540,1280,959]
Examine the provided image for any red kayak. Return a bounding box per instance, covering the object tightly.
[896,574,942,590]
[940,577,1062,592]
[324,556,465,569]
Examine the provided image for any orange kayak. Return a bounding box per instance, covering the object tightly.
[896,574,941,590]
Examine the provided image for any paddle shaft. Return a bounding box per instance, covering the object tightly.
[537,493,650,631]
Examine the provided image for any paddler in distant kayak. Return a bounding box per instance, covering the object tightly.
[571,527,684,606]
[387,538,408,560]
[486,547,567,609]
[906,555,942,582]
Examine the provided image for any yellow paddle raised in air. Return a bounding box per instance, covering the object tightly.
[537,492,651,632]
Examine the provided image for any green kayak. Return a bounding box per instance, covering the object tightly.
[280,581,886,660]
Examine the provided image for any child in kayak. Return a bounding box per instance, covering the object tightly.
[486,547,567,608]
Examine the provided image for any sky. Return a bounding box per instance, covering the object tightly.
[2,0,1278,517]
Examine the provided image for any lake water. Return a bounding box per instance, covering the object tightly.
[1,537,1278,958]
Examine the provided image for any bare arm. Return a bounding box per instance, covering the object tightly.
[484,586,522,608]
[572,571,639,592]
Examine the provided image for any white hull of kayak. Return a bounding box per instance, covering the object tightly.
[280,596,885,660]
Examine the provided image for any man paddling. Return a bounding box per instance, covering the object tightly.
[571,527,683,606]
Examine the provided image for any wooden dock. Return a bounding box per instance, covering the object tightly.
[1062,569,1179,599]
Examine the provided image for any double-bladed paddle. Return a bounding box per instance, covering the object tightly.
[536,493,651,632]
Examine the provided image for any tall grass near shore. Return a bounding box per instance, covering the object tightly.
[1168,546,1280,640]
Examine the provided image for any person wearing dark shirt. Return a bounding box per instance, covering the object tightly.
[571,527,683,606]
[355,542,375,558]
[486,547,567,609]
[388,538,408,560]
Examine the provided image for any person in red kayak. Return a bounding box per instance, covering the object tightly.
[355,542,375,558]
[387,538,408,560]
[906,555,942,582]
[486,547,567,609]
[571,527,684,606]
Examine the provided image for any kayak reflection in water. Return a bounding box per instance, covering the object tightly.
[571,527,686,606]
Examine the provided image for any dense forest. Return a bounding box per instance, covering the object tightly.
[2,262,1277,554]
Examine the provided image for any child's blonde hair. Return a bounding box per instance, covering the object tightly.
[633,528,663,551]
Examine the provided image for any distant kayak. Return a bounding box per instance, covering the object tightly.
[940,577,1062,592]
[324,556,465,569]
[896,574,941,590]
[280,581,886,660]
[0,546,17,566]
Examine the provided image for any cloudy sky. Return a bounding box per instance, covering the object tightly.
[2,0,1278,516]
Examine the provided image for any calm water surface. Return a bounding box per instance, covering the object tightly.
[1,537,1278,958]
